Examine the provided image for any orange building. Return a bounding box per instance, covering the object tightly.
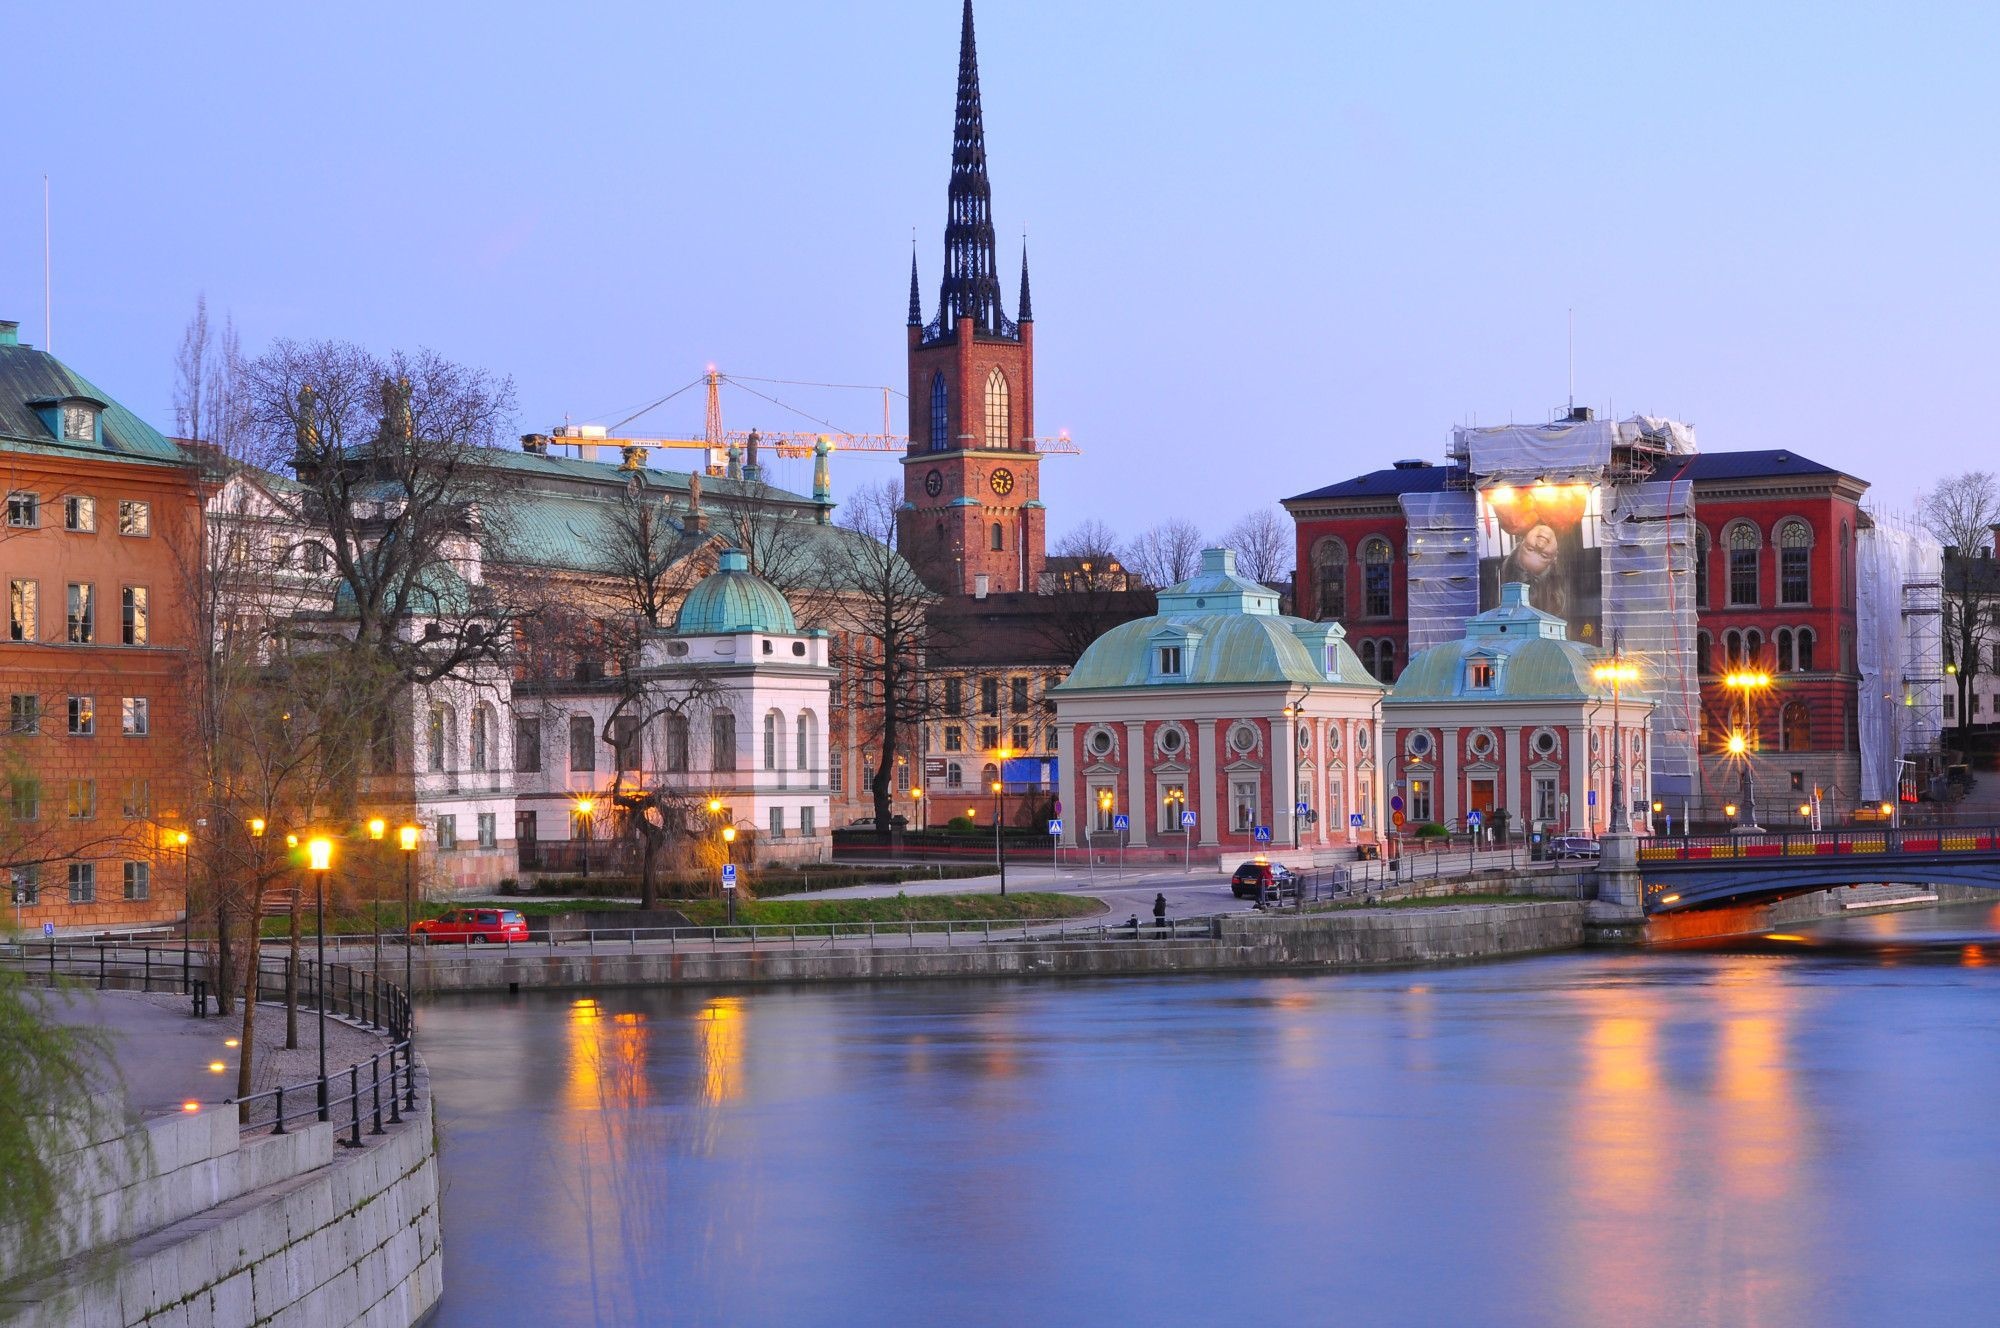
[0,319,204,933]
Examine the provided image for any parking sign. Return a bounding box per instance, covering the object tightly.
[721,863,738,890]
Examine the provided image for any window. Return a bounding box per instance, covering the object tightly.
[123,861,150,901]
[1159,783,1187,834]
[9,694,39,734]
[67,779,96,820]
[981,725,1000,751]
[121,587,148,645]
[946,762,963,788]
[1777,520,1811,606]
[929,373,949,452]
[66,583,94,643]
[1232,780,1259,832]
[1840,521,1852,608]
[514,715,542,772]
[8,580,35,641]
[944,725,963,752]
[121,778,149,818]
[437,815,458,851]
[64,496,95,531]
[1314,537,1347,619]
[1408,778,1432,823]
[1533,775,1559,823]
[7,492,39,528]
[121,697,149,736]
[1362,539,1393,617]
[944,677,963,714]
[1158,646,1184,676]
[829,751,844,792]
[569,715,596,772]
[9,777,39,821]
[1377,641,1396,683]
[118,501,150,537]
[1010,678,1029,713]
[1776,628,1793,672]
[68,863,95,904]
[429,705,456,772]
[305,542,330,574]
[613,716,641,771]
[1728,523,1761,606]
[1466,657,1495,689]
[801,807,816,837]
[1781,702,1810,752]
[1946,694,1956,721]
[990,522,1005,551]
[984,368,1010,449]
[11,865,39,906]
[763,711,782,771]
[68,695,93,736]
[478,812,498,849]
[1695,631,1712,676]
[796,711,817,773]
[470,707,491,772]
[1012,723,1030,750]
[711,710,737,772]
[61,405,95,441]
[769,806,786,838]
[981,678,1000,715]
[1693,526,1710,609]
[665,713,690,772]
[1359,640,1377,678]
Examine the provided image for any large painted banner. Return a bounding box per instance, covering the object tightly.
[1476,481,1603,645]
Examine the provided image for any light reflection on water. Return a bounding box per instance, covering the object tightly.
[423,904,2000,1328]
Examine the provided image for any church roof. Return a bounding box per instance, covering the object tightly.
[675,548,797,635]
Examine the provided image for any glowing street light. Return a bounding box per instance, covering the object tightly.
[573,796,597,879]
[367,818,387,842]
[398,824,419,1040]
[304,836,334,1119]
[1591,634,1640,833]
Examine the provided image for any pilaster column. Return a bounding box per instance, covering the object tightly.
[1123,722,1149,846]
[1567,725,1588,833]
[1055,723,1078,847]
[1440,727,1458,827]
[1196,719,1219,847]
[1504,726,1523,824]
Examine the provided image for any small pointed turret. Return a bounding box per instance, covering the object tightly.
[933,0,1013,340]
[1018,244,1033,323]
[908,247,923,326]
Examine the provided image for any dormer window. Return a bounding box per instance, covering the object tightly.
[1158,646,1183,676]
[1467,657,1496,689]
[61,404,97,443]
[1323,643,1341,679]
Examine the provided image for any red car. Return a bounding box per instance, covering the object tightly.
[410,908,530,944]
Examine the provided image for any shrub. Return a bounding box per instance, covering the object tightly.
[945,815,976,834]
[1414,821,1451,838]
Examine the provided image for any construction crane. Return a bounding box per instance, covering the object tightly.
[522,369,1080,475]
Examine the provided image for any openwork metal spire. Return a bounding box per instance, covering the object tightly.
[924,0,1017,345]
[1018,243,1033,322]
[908,245,923,326]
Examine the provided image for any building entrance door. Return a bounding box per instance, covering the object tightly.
[1468,778,1496,818]
[515,810,538,869]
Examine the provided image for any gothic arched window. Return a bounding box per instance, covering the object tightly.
[929,373,949,452]
[1778,519,1813,606]
[984,368,1009,450]
[991,522,1005,551]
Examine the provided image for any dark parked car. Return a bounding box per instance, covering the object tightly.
[1548,836,1601,860]
[1230,860,1298,899]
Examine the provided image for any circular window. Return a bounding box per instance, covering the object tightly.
[792,641,806,657]
[1296,725,1312,753]
[667,641,690,657]
[1357,727,1372,754]
[1229,724,1257,754]
[1327,725,1342,753]
[1408,732,1432,757]
[1591,731,1602,754]
[1159,727,1184,754]
[1533,730,1558,756]
[1089,728,1114,756]
[1468,731,1494,758]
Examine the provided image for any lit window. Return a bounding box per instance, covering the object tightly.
[1466,657,1495,689]
[68,695,94,736]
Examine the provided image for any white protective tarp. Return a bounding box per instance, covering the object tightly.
[1856,515,1944,800]
[1599,481,1701,793]
[1455,415,1697,484]
[1400,490,1480,654]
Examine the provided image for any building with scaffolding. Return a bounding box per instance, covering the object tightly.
[1285,411,1942,828]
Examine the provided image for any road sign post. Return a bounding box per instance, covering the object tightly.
[1180,809,1195,865]
[1048,818,1062,870]
[721,863,738,927]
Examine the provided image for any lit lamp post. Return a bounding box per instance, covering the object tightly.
[992,747,1013,897]
[1723,670,1771,833]
[173,830,192,974]
[720,824,738,925]
[305,836,334,1121]
[1282,690,1311,848]
[366,818,386,994]
[397,824,419,1036]
[911,786,925,832]
[1591,636,1640,834]
[1166,787,1188,864]
[573,796,595,879]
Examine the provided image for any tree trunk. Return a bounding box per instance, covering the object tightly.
[233,910,261,1125]
[285,886,301,1050]
[638,832,660,911]
[212,880,236,1017]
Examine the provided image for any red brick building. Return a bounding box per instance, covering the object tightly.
[1,319,205,930]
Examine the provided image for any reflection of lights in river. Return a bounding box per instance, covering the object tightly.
[698,997,744,1105]
[1962,944,1988,967]
[565,997,651,1113]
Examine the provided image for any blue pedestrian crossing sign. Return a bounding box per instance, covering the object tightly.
[1253,825,1273,843]
[1113,813,1130,831]
[721,863,738,890]
[1180,811,1197,829]
[1466,810,1483,828]
[1295,801,1310,817]
[1047,818,1063,836]
[1349,813,1364,828]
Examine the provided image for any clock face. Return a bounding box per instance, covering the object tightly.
[990,468,1015,497]
[924,469,944,497]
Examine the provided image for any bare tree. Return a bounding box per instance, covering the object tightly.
[1222,507,1294,588]
[1127,518,1208,589]
[1037,519,1153,663]
[835,481,943,830]
[1922,470,2000,755]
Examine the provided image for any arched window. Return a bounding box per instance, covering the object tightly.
[796,710,818,773]
[763,710,784,771]
[1744,628,1763,668]
[1781,701,1810,751]
[427,704,455,773]
[1693,525,1711,609]
[981,761,999,791]
[991,522,1005,551]
[1724,629,1742,667]
[1313,537,1348,619]
[1695,631,1712,676]
[1775,628,1794,673]
[929,373,949,452]
[470,704,493,772]
[1777,519,1813,606]
[984,368,1009,450]
[1361,538,1394,618]
[1359,640,1378,677]
[711,709,737,773]
[1727,522,1761,606]
[1378,640,1397,683]
[1796,627,1814,672]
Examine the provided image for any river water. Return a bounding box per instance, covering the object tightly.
[421,903,2000,1327]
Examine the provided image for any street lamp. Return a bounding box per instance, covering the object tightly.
[305,835,334,1121]
[1282,690,1311,848]
[992,747,1012,897]
[573,796,596,879]
[719,824,738,924]
[911,786,925,831]
[397,824,419,1040]
[1591,633,1640,834]
[1166,787,1189,863]
[1722,670,1772,832]
[365,818,387,995]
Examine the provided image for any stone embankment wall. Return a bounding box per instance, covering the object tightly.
[0,1073,439,1328]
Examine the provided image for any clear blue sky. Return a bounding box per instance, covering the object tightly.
[9,1,1995,537]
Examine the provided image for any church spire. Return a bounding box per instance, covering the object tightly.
[1018,243,1033,323]
[932,0,1016,343]
[908,244,922,326]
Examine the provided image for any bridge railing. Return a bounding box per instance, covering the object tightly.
[1637,825,2000,864]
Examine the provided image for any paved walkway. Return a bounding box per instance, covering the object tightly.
[36,987,390,1121]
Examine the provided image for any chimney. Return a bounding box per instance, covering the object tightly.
[1990,524,2000,559]
[0,320,18,347]
[520,433,549,456]
[620,444,646,470]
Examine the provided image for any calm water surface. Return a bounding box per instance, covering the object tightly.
[422,903,2000,1327]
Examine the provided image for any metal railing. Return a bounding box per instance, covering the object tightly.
[0,939,420,1139]
[1638,824,2000,864]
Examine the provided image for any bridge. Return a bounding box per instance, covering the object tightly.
[1637,825,2000,912]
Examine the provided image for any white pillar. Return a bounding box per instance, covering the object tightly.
[1056,723,1078,847]
[1567,725,1588,833]
[1196,719,1219,847]
[1503,726,1523,826]
[1440,727,1458,827]
[1123,722,1149,846]
[1274,714,1298,847]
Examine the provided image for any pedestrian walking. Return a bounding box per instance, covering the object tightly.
[1152,892,1168,930]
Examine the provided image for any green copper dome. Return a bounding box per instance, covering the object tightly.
[675,549,796,635]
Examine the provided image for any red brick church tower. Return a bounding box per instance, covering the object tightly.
[900,0,1046,597]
